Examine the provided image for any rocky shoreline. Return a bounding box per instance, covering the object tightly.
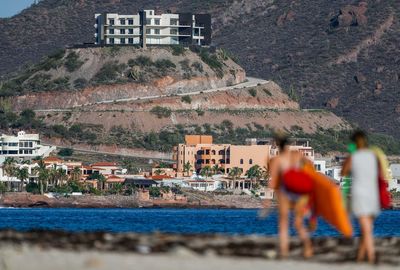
[0,230,398,266]
[0,193,263,209]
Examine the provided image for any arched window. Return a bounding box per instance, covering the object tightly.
[240,159,244,164]
[211,150,216,155]
[249,159,253,165]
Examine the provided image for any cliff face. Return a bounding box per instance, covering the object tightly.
[1,0,399,138]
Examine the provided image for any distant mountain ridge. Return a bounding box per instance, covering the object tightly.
[0,0,400,138]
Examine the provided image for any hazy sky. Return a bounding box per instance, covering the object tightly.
[0,0,36,18]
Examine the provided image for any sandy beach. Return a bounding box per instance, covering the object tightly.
[0,245,398,270]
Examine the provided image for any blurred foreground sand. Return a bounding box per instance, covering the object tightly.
[0,245,397,270]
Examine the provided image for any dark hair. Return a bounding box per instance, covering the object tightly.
[274,134,289,151]
[350,130,367,143]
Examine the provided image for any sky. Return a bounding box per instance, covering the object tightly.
[0,0,36,18]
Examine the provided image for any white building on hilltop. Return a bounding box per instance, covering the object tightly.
[0,131,55,159]
[95,9,211,47]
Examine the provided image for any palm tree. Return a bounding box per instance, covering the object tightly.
[261,166,270,187]
[57,168,68,186]
[212,164,220,175]
[245,165,262,190]
[183,162,192,177]
[154,168,163,176]
[3,157,17,191]
[34,160,49,195]
[97,174,107,191]
[71,167,82,182]
[228,167,243,189]
[200,165,213,192]
[16,167,29,192]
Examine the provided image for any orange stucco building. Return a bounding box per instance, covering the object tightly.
[173,135,314,176]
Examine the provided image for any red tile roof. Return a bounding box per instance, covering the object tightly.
[44,156,63,163]
[150,175,173,180]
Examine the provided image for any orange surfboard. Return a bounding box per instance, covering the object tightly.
[304,164,353,237]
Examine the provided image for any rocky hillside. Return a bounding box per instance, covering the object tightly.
[3,46,244,109]
[0,0,399,139]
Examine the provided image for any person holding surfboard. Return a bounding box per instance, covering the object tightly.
[341,130,380,264]
[262,134,314,259]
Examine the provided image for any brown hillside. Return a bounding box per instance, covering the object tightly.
[0,0,399,138]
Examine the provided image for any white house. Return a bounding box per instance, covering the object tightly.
[95,9,211,47]
[0,131,55,159]
[314,159,327,174]
[389,164,400,192]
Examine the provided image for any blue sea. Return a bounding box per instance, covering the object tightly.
[0,208,399,237]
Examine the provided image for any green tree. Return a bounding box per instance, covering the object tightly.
[154,168,163,176]
[245,165,262,180]
[183,162,192,177]
[212,164,221,175]
[228,167,243,189]
[71,167,82,182]
[97,173,107,191]
[261,166,270,187]
[3,157,17,191]
[200,165,213,192]
[58,148,73,157]
[34,160,49,195]
[16,167,29,192]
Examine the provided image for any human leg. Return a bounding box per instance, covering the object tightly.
[358,216,375,264]
[278,192,290,258]
[294,198,313,258]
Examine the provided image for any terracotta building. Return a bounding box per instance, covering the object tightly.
[173,135,314,176]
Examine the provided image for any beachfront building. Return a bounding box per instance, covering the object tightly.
[173,135,272,177]
[95,9,211,47]
[0,131,55,160]
[174,135,315,178]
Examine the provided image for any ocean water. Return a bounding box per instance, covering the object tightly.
[0,208,399,237]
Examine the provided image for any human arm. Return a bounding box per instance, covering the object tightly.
[341,157,352,177]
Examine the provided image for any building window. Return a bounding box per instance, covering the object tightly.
[154,29,160,35]
[226,159,230,164]
[120,38,126,44]
[170,28,178,35]
[194,28,200,36]
[206,159,210,164]
[149,11,153,15]
[128,19,134,25]
[109,38,114,44]
[146,19,151,25]
[211,150,216,155]
[154,19,160,25]
[249,159,253,165]
[109,19,115,25]
[109,28,114,34]
[128,29,134,34]
[240,159,244,164]
[120,19,126,25]
[170,19,178,25]
[146,28,151,34]
[120,29,125,34]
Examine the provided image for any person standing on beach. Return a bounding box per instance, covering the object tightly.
[341,130,380,264]
[261,135,313,258]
